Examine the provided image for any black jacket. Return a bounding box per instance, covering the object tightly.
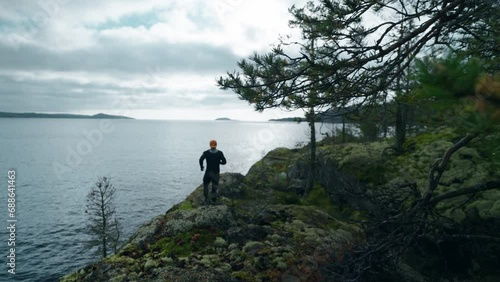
[199,149,226,174]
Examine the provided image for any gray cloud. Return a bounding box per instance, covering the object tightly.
[0,0,308,120]
[0,32,243,114]
[0,41,240,74]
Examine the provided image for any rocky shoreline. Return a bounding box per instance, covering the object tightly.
[60,131,500,281]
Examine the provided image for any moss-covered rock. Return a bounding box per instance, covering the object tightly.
[61,128,499,282]
[119,214,166,253]
[143,259,157,271]
[245,147,298,192]
[161,205,235,237]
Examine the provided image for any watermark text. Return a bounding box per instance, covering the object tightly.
[7,170,17,275]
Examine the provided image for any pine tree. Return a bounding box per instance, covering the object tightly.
[85,176,121,258]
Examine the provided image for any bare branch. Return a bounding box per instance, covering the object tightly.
[429,179,500,206]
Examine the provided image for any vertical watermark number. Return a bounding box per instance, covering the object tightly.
[7,170,16,275]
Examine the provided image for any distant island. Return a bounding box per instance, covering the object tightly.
[0,112,134,119]
[269,117,306,122]
[215,117,234,121]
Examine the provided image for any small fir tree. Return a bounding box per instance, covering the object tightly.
[85,176,121,258]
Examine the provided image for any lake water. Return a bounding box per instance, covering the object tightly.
[0,119,333,281]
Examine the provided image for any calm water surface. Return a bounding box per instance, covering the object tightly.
[0,119,333,281]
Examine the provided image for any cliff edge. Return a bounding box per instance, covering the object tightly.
[61,147,361,282]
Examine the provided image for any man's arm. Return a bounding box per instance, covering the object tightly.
[199,152,206,171]
[220,152,227,165]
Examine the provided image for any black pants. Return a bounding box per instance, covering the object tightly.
[203,171,219,202]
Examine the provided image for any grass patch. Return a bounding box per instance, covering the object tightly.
[151,227,222,257]
[301,183,336,215]
[104,254,135,265]
[405,128,457,151]
[273,191,301,205]
[232,271,254,281]
[300,183,367,223]
[176,201,195,211]
[169,200,196,213]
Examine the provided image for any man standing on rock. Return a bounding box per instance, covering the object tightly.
[199,140,227,205]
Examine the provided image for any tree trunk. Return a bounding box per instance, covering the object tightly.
[306,107,316,194]
[394,37,407,154]
[395,101,407,154]
[342,114,346,143]
[305,39,317,194]
[383,94,388,138]
[101,192,107,258]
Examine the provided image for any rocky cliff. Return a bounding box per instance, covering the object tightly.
[61,147,362,282]
[61,128,500,281]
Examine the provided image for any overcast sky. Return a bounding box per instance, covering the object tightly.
[0,0,312,121]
